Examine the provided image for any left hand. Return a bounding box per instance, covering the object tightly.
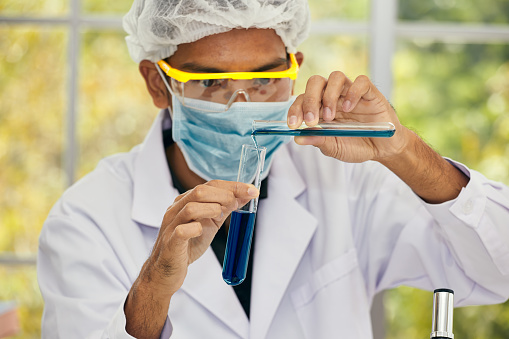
[287,72,411,163]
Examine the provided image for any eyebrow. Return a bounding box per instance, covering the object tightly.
[177,57,289,73]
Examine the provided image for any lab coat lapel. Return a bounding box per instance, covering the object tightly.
[250,145,317,339]
[180,249,250,338]
[132,110,178,228]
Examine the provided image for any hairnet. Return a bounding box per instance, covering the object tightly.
[123,0,311,63]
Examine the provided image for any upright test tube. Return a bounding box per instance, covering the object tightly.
[222,144,266,286]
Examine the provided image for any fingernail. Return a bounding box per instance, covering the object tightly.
[343,100,351,112]
[288,115,297,127]
[305,112,314,123]
[323,107,332,120]
[247,187,258,197]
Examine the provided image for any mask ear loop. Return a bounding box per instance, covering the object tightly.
[155,63,176,118]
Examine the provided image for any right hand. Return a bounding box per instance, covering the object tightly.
[148,180,259,295]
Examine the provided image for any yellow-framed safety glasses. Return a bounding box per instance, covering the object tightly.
[157,53,299,82]
[156,54,299,112]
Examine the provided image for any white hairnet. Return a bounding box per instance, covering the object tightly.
[123,0,311,63]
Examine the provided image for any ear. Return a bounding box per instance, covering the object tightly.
[139,60,170,109]
[295,51,304,67]
[291,51,305,95]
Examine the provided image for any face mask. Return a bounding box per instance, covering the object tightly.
[171,95,292,181]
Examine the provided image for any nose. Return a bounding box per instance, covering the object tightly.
[224,80,251,99]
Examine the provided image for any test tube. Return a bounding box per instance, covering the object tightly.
[222,144,266,286]
[252,120,396,138]
[430,288,454,339]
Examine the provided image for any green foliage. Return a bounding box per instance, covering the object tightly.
[308,0,368,20]
[0,0,67,16]
[393,41,509,183]
[0,26,67,254]
[399,0,509,23]
[296,35,368,92]
[77,29,153,177]
[81,0,132,14]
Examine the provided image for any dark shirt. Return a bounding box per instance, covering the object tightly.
[163,128,268,319]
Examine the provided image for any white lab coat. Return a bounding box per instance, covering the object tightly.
[38,110,509,339]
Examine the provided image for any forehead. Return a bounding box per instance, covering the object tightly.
[169,28,287,72]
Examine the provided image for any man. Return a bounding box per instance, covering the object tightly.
[38,0,509,338]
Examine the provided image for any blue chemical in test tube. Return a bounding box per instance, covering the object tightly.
[252,120,396,138]
[222,210,256,285]
[222,144,266,286]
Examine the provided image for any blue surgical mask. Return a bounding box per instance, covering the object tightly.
[171,95,292,181]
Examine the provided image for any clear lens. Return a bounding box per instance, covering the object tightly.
[170,77,293,112]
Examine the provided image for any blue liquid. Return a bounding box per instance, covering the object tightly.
[222,210,256,286]
[252,128,395,138]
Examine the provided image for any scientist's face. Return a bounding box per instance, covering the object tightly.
[140,28,303,109]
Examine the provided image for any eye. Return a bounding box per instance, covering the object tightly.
[199,79,222,88]
[254,78,272,86]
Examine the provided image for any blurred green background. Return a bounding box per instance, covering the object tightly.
[1,0,508,338]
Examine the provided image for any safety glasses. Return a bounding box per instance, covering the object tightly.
[156,54,299,112]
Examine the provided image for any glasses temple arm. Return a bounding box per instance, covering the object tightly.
[155,63,175,96]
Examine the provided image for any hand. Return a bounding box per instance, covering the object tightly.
[147,180,258,294]
[287,72,411,163]
[125,181,258,338]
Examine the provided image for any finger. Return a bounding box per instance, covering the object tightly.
[172,222,203,243]
[164,186,233,227]
[176,182,238,212]
[165,181,259,231]
[302,75,327,126]
[172,201,223,226]
[173,192,187,203]
[322,71,351,121]
[206,180,259,201]
[342,75,375,112]
[287,94,304,129]
[203,180,259,215]
[294,135,325,147]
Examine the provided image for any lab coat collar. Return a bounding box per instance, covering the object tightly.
[131,110,179,228]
